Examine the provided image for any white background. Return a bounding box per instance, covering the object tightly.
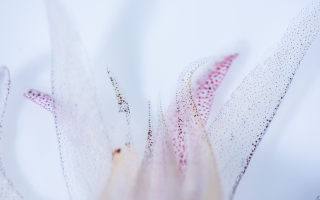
[0,0,320,199]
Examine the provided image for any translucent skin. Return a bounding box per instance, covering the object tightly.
[0,66,23,200]
[101,146,138,200]
[23,54,235,200]
[194,54,238,126]
[20,0,320,199]
[24,89,54,113]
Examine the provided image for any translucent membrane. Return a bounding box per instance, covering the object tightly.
[165,55,236,175]
[107,68,132,146]
[46,1,112,199]
[43,0,320,199]
[101,70,138,200]
[131,102,154,200]
[208,1,320,199]
[134,98,181,200]
[193,54,238,126]
[0,66,22,199]
[24,89,54,113]
[101,144,138,200]
[173,57,221,200]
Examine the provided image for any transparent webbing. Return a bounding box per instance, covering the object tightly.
[208,1,320,199]
[46,1,112,199]
[0,66,23,200]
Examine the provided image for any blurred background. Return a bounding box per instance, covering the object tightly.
[0,0,320,199]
